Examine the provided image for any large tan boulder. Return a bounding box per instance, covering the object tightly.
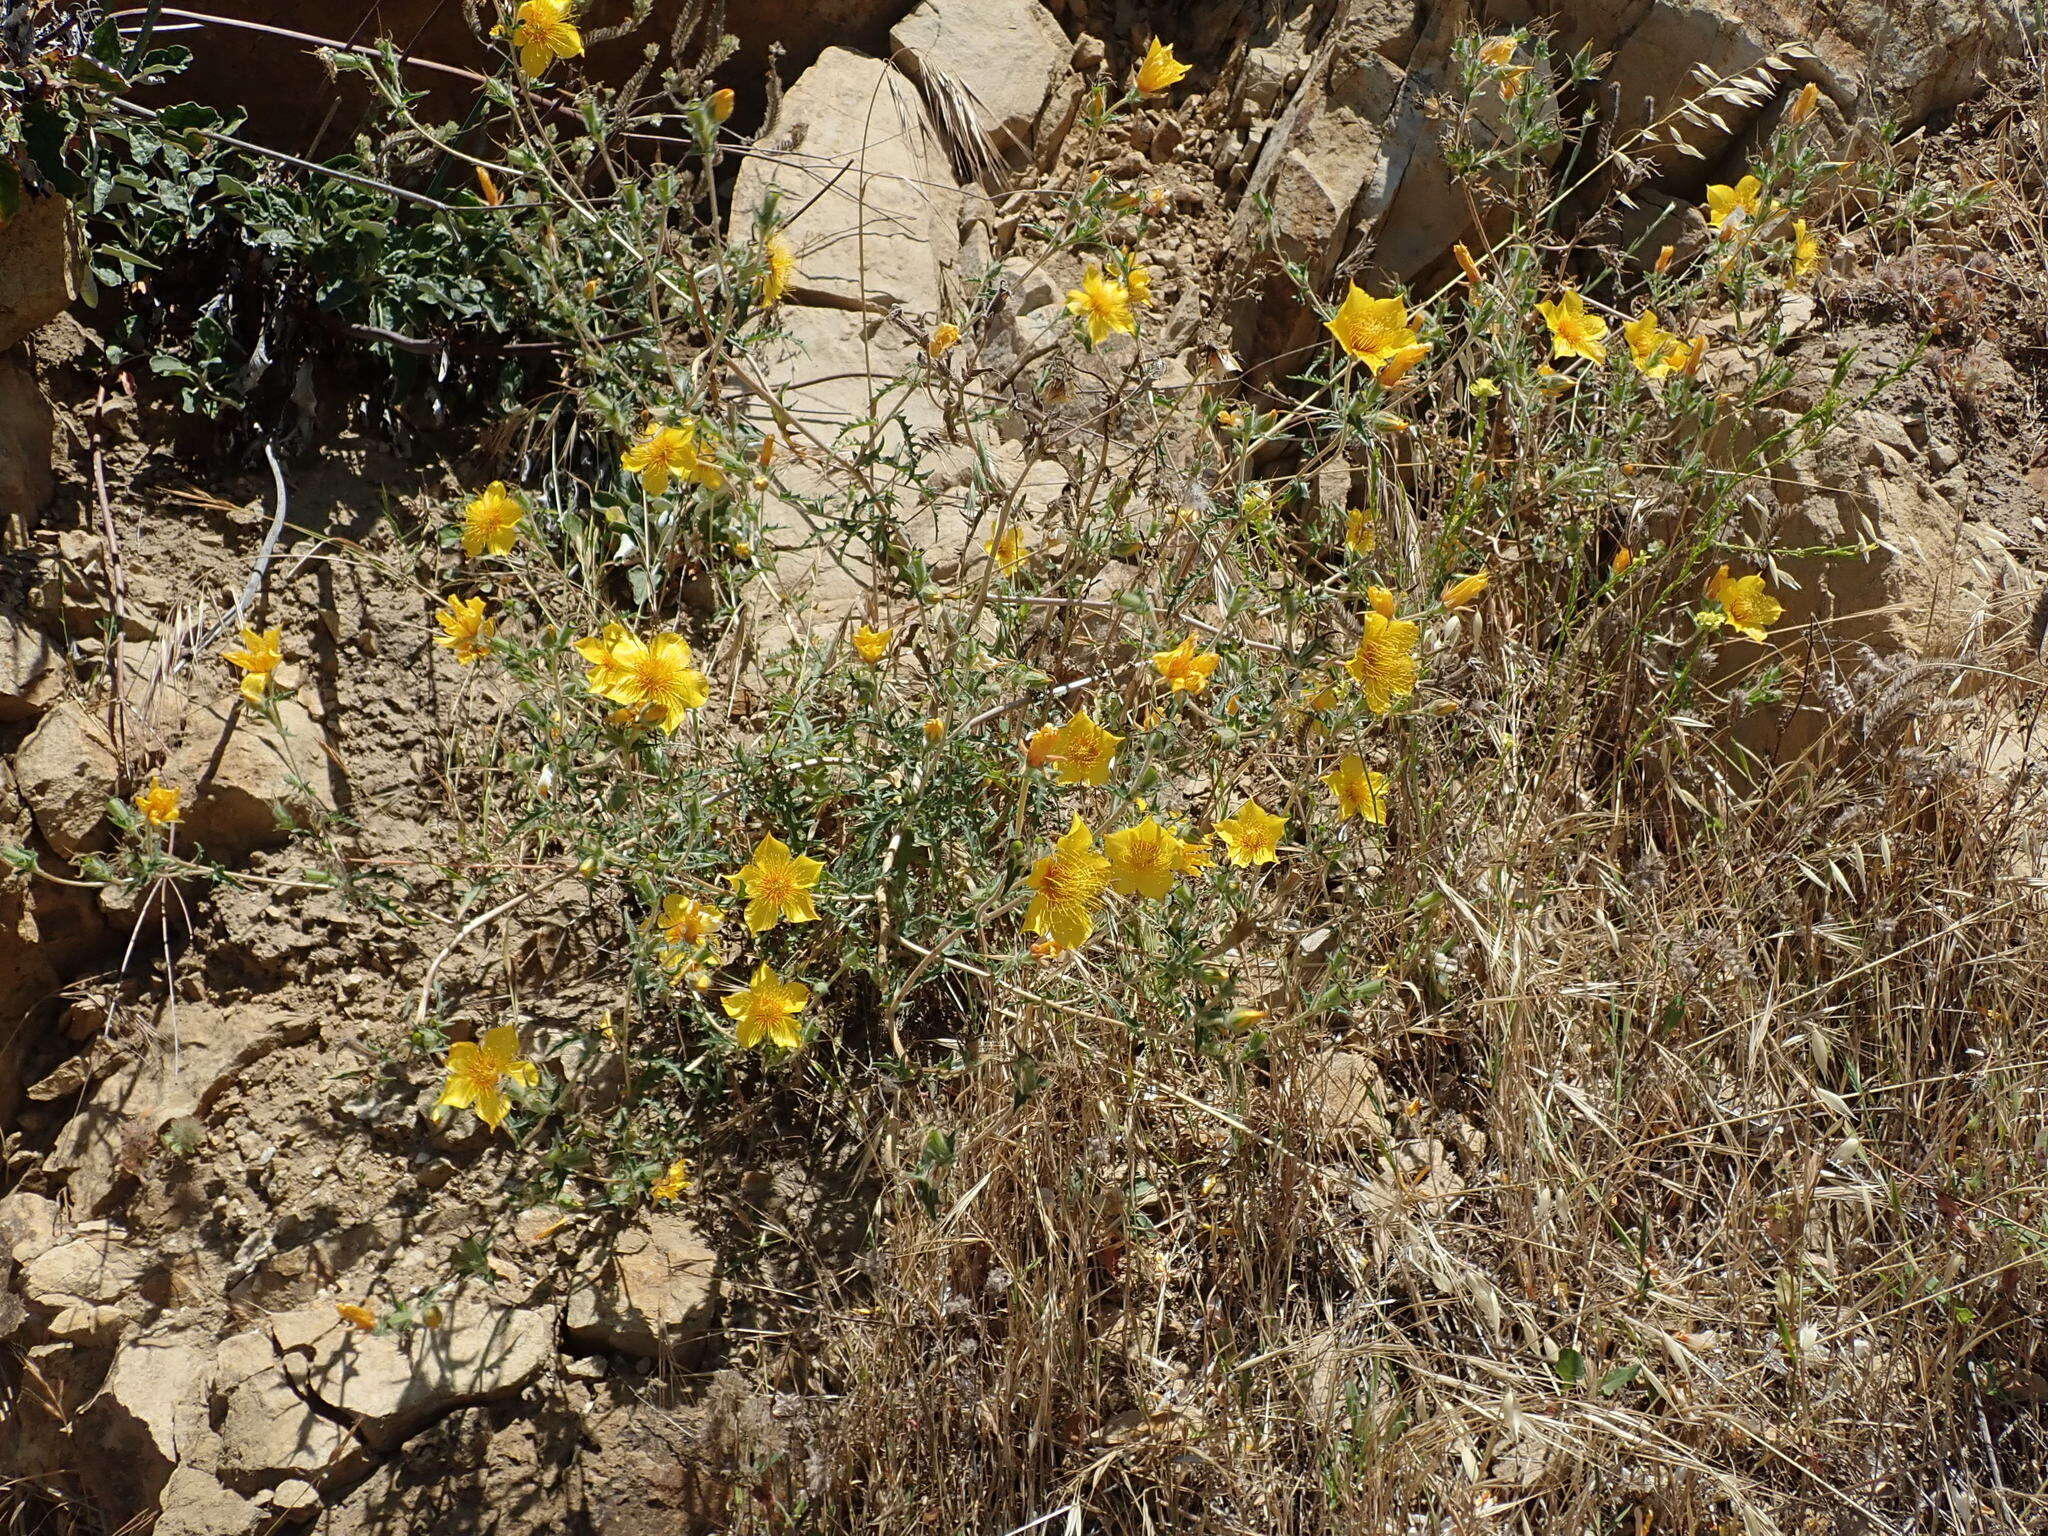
[890,0,1071,154]
[12,700,118,860]
[564,1213,718,1359]
[0,611,63,723]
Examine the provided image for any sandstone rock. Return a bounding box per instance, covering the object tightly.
[890,0,1071,154]
[0,1189,61,1263]
[0,351,54,535]
[74,1324,215,1522]
[0,194,73,352]
[1300,1052,1391,1145]
[283,1292,553,1449]
[263,1478,324,1522]
[155,1464,260,1536]
[159,691,334,860]
[730,48,961,316]
[12,699,118,860]
[18,1224,162,1336]
[216,1363,358,1489]
[565,1214,718,1359]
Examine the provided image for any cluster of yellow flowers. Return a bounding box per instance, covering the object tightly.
[1065,248,1157,348]
[574,622,710,732]
[648,833,824,1046]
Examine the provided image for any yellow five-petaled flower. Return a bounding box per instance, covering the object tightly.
[1214,799,1287,866]
[435,1025,540,1133]
[222,624,283,705]
[1536,288,1608,364]
[1024,814,1113,952]
[1345,608,1421,715]
[1066,264,1136,348]
[1703,564,1783,642]
[434,594,497,665]
[650,1157,691,1202]
[1103,816,1199,901]
[1325,284,1431,383]
[461,481,525,557]
[1322,755,1389,825]
[724,963,811,1051]
[1622,309,1694,380]
[622,419,726,497]
[511,0,583,80]
[574,627,709,731]
[1134,38,1191,95]
[1151,634,1219,694]
[135,777,181,827]
[730,833,825,933]
[1705,173,1764,236]
[1042,708,1123,786]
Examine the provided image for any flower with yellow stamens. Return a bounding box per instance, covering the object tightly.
[724,963,810,1051]
[1044,708,1122,786]
[434,594,497,665]
[1703,564,1783,642]
[1134,38,1191,95]
[730,833,825,933]
[759,233,796,307]
[1151,634,1219,694]
[222,625,283,705]
[1322,755,1389,824]
[1065,264,1136,347]
[1536,289,1608,364]
[1214,799,1286,866]
[1325,284,1427,375]
[1024,815,1113,951]
[434,1025,540,1132]
[1104,816,1195,900]
[1345,609,1420,715]
[622,419,725,497]
[461,481,525,557]
[511,0,583,79]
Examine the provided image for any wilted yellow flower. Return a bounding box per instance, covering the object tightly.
[1325,284,1426,374]
[1135,38,1191,95]
[928,322,961,359]
[1214,799,1286,866]
[603,631,708,731]
[850,624,893,665]
[434,594,497,665]
[461,481,525,557]
[1622,309,1686,379]
[1705,174,1764,235]
[1703,564,1783,642]
[1024,815,1113,951]
[730,833,825,933]
[759,233,796,307]
[650,1157,692,1202]
[1452,241,1484,285]
[986,524,1030,574]
[474,166,503,206]
[1345,610,1421,715]
[1364,585,1398,620]
[1498,65,1533,99]
[511,0,583,79]
[1536,289,1608,364]
[622,419,725,497]
[135,778,181,827]
[1440,570,1489,609]
[1045,708,1123,786]
[723,962,810,1051]
[1322,755,1389,824]
[1151,634,1219,693]
[1104,816,1195,900]
[222,624,283,705]
[1654,243,1676,273]
[1611,546,1635,575]
[1791,218,1821,282]
[1787,81,1820,125]
[653,893,724,951]
[922,718,946,743]
[1375,342,1432,389]
[707,87,735,122]
[336,1303,377,1331]
[1476,35,1517,67]
[1066,264,1136,346]
[1345,508,1377,555]
[435,1025,540,1132]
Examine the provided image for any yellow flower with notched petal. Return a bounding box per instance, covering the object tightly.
[1623,309,1686,380]
[1345,609,1420,715]
[511,0,583,79]
[1045,708,1123,786]
[1066,264,1136,347]
[461,481,525,557]
[435,1025,540,1133]
[1476,35,1517,67]
[434,594,497,665]
[1325,284,1425,374]
[1024,815,1113,951]
[1135,38,1191,95]
[574,621,633,696]
[222,625,283,704]
[1151,634,1219,693]
[1705,174,1763,235]
[135,778,181,827]
[602,632,708,731]
[1791,219,1821,282]
[759,233,796,307]
[1214,799,1286,866]
[652,894,723,950]
[1103,816,1194,901]
[650,1157,691,1202]
[1322,755,1389,825]
[730,833,824,933]
[1440,570,1489,610]
[723,963,810,1051]
[1536,289,1608,364]
[928,322,961,359]
[986,525,1029,574]
[1704,564,1783,642]
[622,419,726,497]
[850,624,893,665]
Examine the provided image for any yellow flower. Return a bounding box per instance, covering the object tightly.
[650,1157,692,1202]
[1374,342,1432,389]
[922,718,946,744]
[1787,81,1820,125]
[1791,218,1821,282]
[1045,708,1123,786]
[222,625,283,705]
[986,525,1029,574]
[135,778,181,827]
[1655,243,1676,273]
[1066,264,1136,347]
[1103,816,1194,901]
[731,833,824,933]
[1325,284,1424,372]
[1476,35,1517,67]
[622,419,726,497]
[1024,815,1113,951]
[1345,509,1377,555]
[1536,289,1608,364]
[1623,309,1686,379]
[1705,174,1764,235]
[1025,724,1059,768]
[461,481,524,557]
[1704,564,1783,642]
[336,1303,377,1332]
[574,621,633,696]
[759,232,796,307]
[511,0,583,79]
[707,87,735,122]
[1440,570,1489,610]
[1498,65,1533,99]
[1611,546,1635,575]
[723,962,810,1051]
[1364,585,1398,620]
[1151,634,1219,693]
[1121,251,1155,307]
[1135,38,1191,95]
[1469,377,1500,399]
[850,624,893,665]
[435,1025,540,1133]
[652,893,724,951]
[928,322,961,359]
[434,594,497,665]
[1344,610,1421,715]
[1322,755,1389,825]
[603,632,708,731]
[474,166,503,206]
[1214,799,1286,866]
[1452,242,1483,285]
